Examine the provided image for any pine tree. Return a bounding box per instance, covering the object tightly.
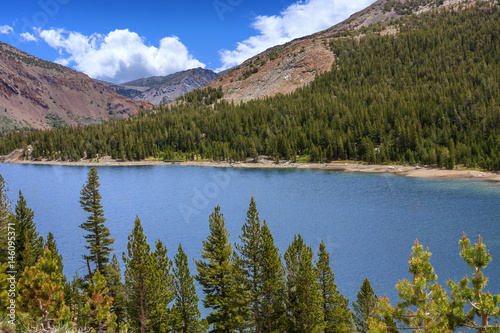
[195,205,237,333]
[45,232,64,274]
[353,278,378,333]
[149,239,175,332]
[123,216,155,333]
[369,239,451,332]
[235,197,263,332]
[316,240,354,332]
[14,191,44,276]
[284,235,325,333]
[107,254,127,327]
[260,222,286,333]
[18,248,70,330]
[79,167,114,276]
[172,243,206,333]
[448,233,500,332]
[82,270,118,332]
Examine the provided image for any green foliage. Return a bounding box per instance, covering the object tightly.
[235,197,263,331]
[316,240,354,332]
[285,234,325,333]
[107,254,127,328]
[352,278,378,333]
[18,248,71,330]
[14,190,44,277]
[371,239,452,332]
[172,243,206,333]
[194,206,239,332]
[122,216,156,333]
[260,222,286,332]
[82,270,118,332]
[79,167,114,275]
[448,233,500,332]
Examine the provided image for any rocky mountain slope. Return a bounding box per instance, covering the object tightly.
[0,42,152,130]
[208,0,474,103]
[100,68,219,105]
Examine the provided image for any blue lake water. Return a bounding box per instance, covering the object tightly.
[1,163,499,311]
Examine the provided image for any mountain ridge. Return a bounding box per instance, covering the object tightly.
[98,68,220,105]
[0,42,153,130]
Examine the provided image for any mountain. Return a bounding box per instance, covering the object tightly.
[100,68,220,105]
[0,42,153,130]
[208,0,470,102]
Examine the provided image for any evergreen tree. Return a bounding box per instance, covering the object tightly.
[316,240,354,332]
[172,243,206,333]
[18,248,70,330]
[149,239,175,332]
[353,278,378,333]
[79,167,114,276]
[448,233,500,332]
[260,222,286,333]
[44,232,64,274]
[65,272,86,329]
[235,197,263,332]
[370,239,451,332]
[195,205,237,333]
[82,270,118,332]
[107,254,127,327]
[123,216,155,333]
[14,190,44,276]
[284,235,325,333]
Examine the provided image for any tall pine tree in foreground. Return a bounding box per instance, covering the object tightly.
[14,190,44,276]
[316,240,354,332]
[284,235,325,333]
[235,197,263,332]
[448,233,500,332]
[123,216,155,333]
[260,222,286,333]
[172,243,206,333]
[353,278,378,333]
[79,167,114,276]
[195,206,238,333]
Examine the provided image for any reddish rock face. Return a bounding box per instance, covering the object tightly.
[0,42,152,130]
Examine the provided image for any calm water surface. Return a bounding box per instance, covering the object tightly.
[1,164,499,308]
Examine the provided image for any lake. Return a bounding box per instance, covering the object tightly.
[1,163,499,310]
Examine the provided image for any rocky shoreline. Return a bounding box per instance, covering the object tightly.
[2,153,499,182]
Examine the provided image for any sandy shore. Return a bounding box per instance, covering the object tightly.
[3,155,499,182]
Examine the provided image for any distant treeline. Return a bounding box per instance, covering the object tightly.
[0,1,499,170]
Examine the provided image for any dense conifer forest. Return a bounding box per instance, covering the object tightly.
[0,2,499,170]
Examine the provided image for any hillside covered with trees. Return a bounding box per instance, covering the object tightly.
[1,1,499,171]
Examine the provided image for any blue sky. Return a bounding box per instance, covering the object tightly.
[0,0,373,83]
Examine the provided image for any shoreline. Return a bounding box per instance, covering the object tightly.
[2,155,500,182]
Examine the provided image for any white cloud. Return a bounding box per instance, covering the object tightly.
[217,0,374,71]
[37,28,205,83]
[0,25,14,35]
[20,32,38,42]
